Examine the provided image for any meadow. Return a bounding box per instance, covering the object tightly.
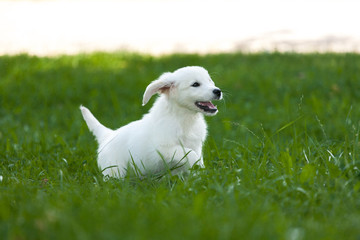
[0,52,360,240]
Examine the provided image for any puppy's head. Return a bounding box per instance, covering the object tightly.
[142,66,222,116]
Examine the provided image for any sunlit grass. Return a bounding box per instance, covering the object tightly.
[0,52,360,239]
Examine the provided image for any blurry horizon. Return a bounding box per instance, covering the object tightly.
[1,0,360,56]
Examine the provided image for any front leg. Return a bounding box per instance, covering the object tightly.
[160,146,201,173]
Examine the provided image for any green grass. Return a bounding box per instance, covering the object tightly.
[1,52,360,240]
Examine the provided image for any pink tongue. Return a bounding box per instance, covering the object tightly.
[200,101,215,108]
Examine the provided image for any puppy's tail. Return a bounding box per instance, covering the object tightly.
[80,105,113,143]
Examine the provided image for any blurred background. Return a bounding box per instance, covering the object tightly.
[1,0,360,56]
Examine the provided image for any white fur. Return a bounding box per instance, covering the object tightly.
[80,66,222,178]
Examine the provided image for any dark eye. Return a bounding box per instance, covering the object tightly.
[191,82,200,87]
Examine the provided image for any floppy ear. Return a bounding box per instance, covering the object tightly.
[142,72,174,106]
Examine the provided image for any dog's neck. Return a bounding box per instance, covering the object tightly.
[146,95,204,125]
[143,94,207,150]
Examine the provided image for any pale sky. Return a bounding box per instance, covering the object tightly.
[1,0,359,55]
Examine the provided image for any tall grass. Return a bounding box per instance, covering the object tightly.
[0,52,359,239]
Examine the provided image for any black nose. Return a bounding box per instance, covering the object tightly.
[213,89,222,99]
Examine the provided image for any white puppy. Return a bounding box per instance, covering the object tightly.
[80,66,222,178]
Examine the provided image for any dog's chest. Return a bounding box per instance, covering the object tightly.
[178,119,207,150]
[180,133,202,151]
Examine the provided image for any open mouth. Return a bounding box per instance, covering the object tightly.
[195,101,218,113]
